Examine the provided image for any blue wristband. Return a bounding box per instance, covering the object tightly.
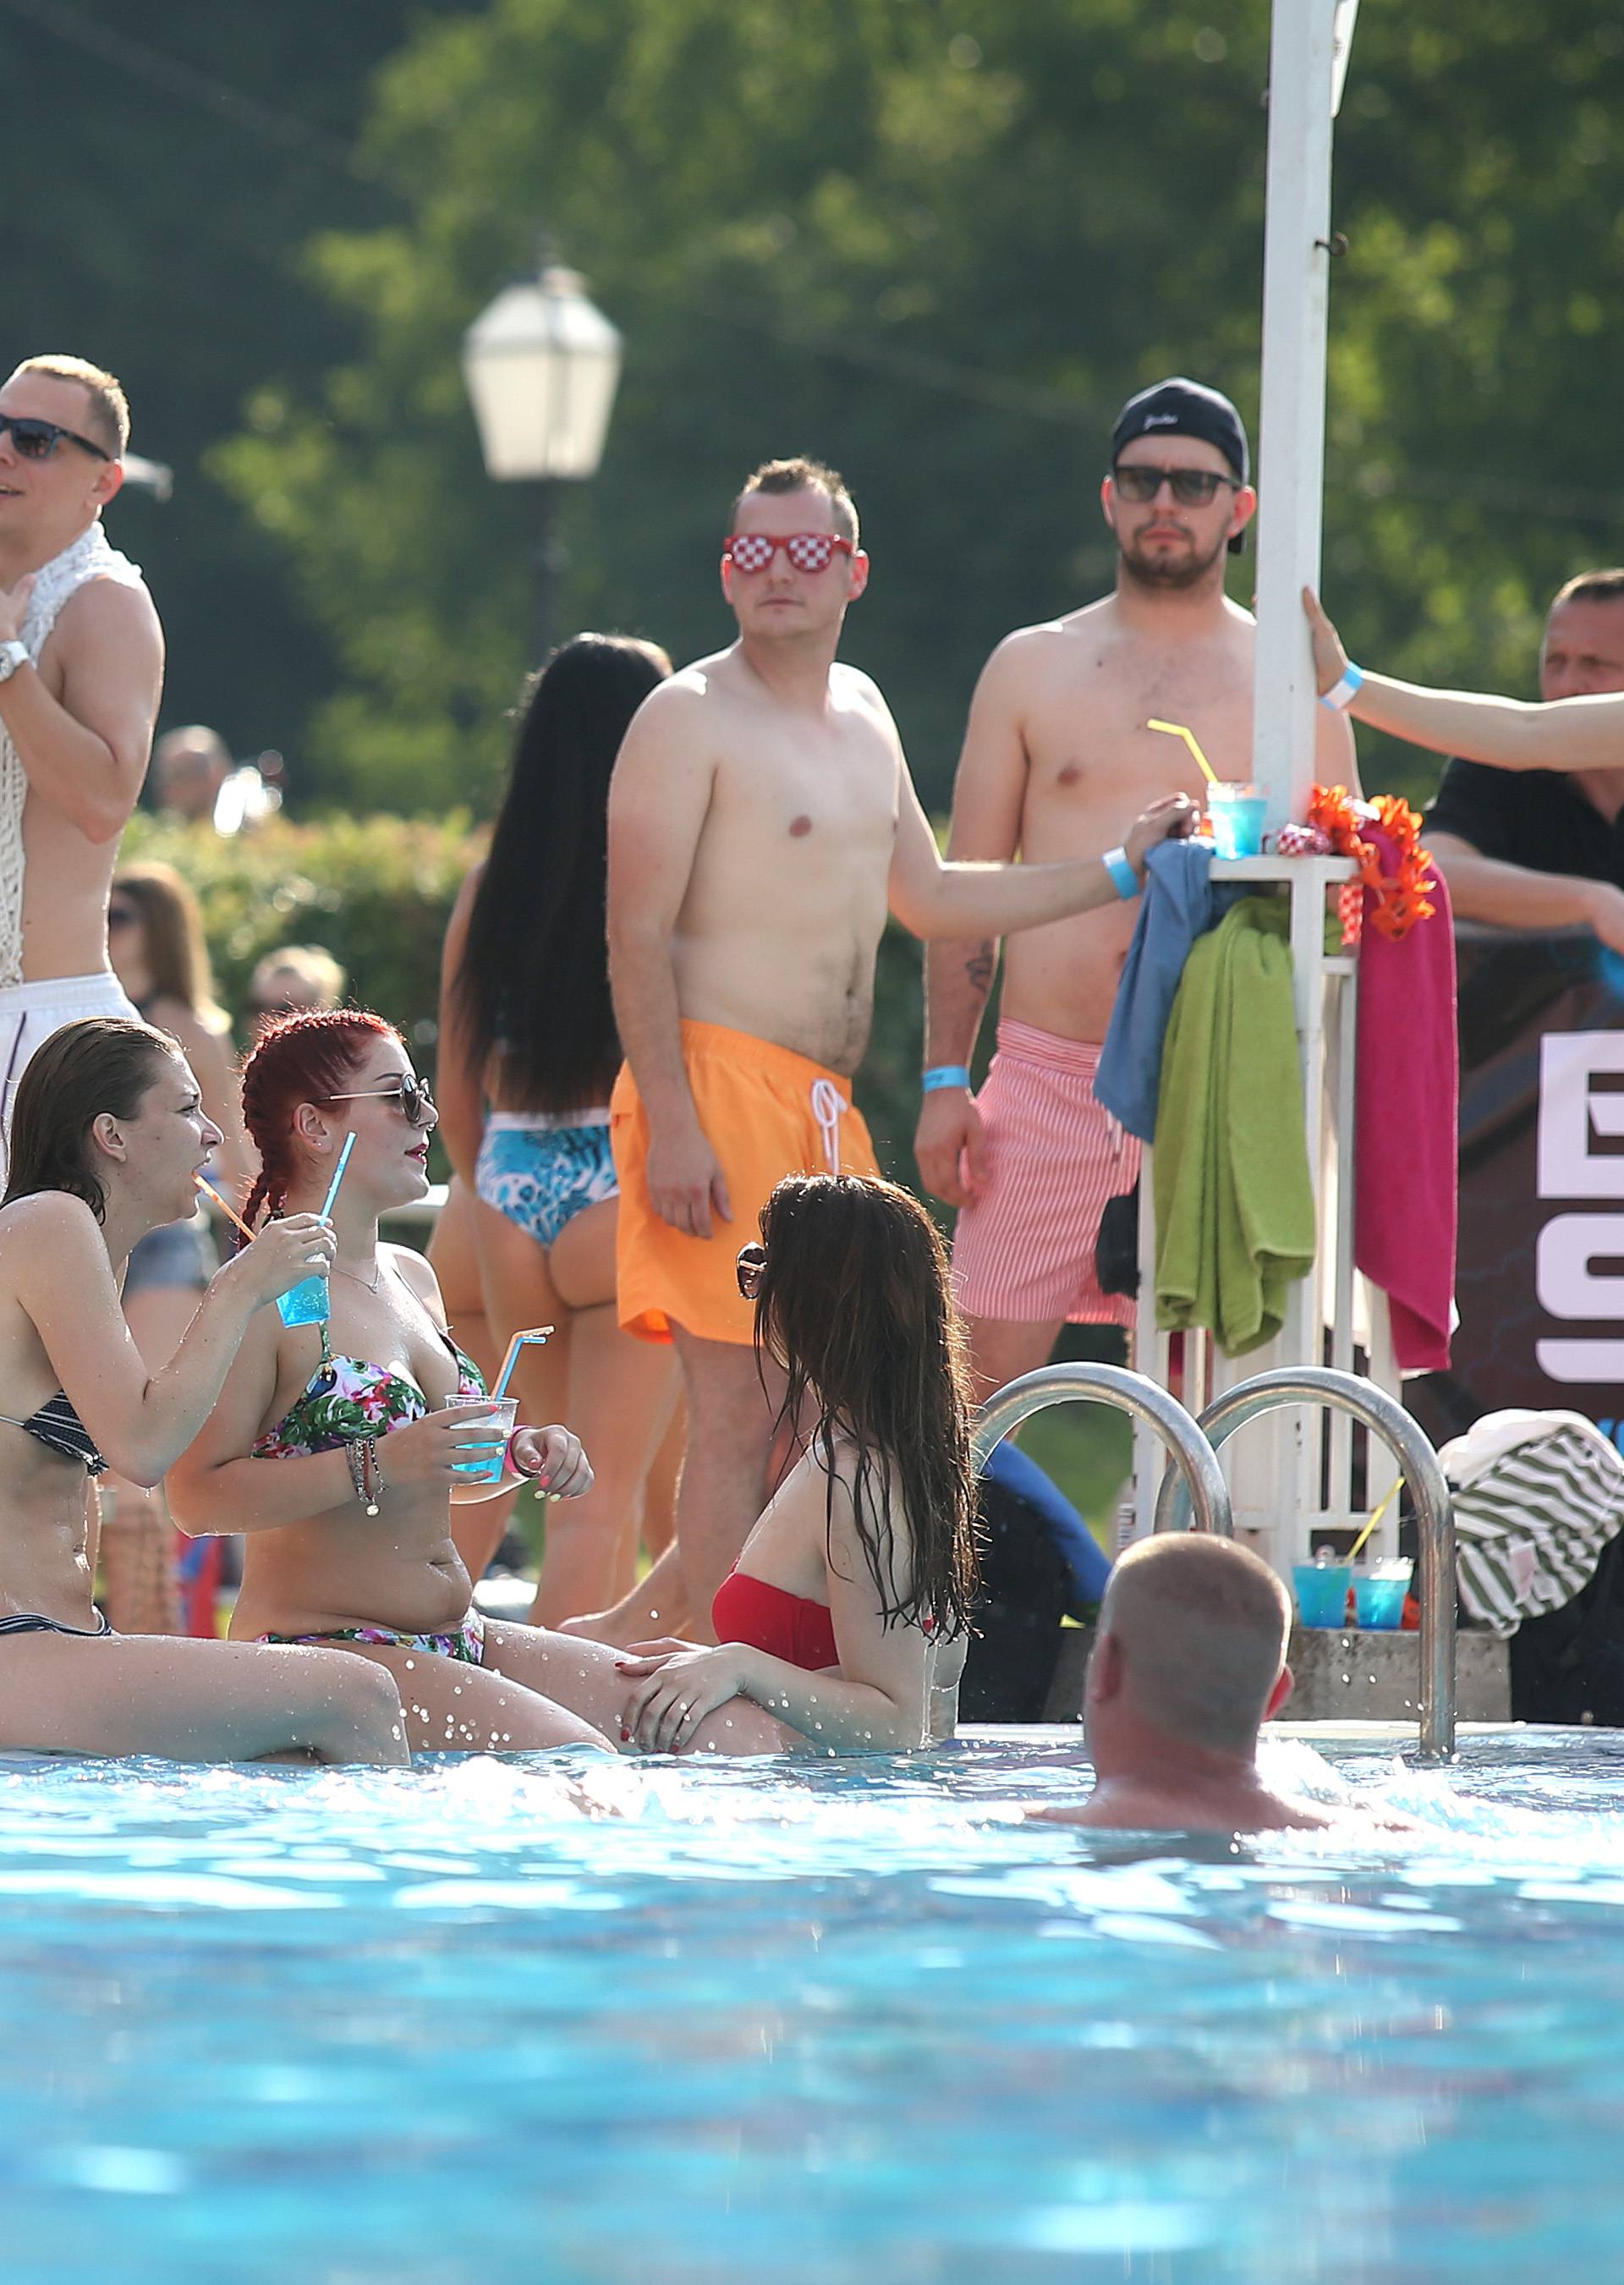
[1102,846,1140,901]
[921,1066,972,1094]
[1320,662,1364,711]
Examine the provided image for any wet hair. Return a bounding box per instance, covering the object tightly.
[731,456,859,547]
[455,633,671,1114]
[1551,569,1624,612]
[112,861,225,1023]
[239,1008,397,1234]
[11,353,130,455]
[752,1173,979,1638]
[3,1016,181,1222]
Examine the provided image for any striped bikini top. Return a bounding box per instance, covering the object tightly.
[0,1394,108,1476]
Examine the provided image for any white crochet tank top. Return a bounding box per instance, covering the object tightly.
[0,522,147,986]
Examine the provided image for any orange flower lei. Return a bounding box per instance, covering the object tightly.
[1307,784,1438,942]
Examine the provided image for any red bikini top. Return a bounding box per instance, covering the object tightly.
[711,1568,838,1673]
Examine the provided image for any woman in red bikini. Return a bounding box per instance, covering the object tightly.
[616,1173,980,1755]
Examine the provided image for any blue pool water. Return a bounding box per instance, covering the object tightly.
[8,1729,1624,2282]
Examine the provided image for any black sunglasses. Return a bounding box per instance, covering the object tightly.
[106,904,139,930]
[0,412,112,464]
[324,1074,436,1129]
[1111,463,1240,507]
[736,1241,767,1299]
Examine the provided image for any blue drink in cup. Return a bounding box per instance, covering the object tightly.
[1292,1560,1352,1629]
[1209,781,1268,860]
[277,1270,331,1327]
[441,1395,518,1482]
[1352,1561,1413,1630]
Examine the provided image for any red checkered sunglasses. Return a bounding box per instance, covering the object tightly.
[724,531,854,574]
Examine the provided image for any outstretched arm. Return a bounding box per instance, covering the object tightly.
[0,577,163,840]
[1304,587,1624,774]
[890,767,1193,941]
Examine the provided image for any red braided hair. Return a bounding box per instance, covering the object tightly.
[238,1008,398,1244]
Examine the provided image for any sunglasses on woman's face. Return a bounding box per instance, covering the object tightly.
[325,1074,436,1129]
[0,412,112,464]
[107,904,139,930]
[724,532,853,574]
[736,1242,767,1299]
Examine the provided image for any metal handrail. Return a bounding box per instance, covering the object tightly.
[970,1362,1233,1539]
[1153,1366,1457,1762]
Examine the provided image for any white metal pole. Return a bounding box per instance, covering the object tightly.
[1250,0,1340,831]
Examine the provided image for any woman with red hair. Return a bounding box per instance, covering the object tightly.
[170,1011,781,1753]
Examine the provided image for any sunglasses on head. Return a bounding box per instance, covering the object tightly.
[0,412,112,464]
[324,1074,436,1129]
[724,532,854,574]
[1111,463,1240,507]
[736,1241,767,1299]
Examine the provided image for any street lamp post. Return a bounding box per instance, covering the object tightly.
[461,248,623,663]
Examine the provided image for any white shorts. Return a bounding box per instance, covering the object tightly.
[0,972,142,1175]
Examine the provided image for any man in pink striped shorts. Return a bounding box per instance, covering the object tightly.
[914,379,1356,1400]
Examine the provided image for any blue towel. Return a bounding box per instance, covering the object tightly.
[982,1438,1113,1614]
[1094,838,1244,1142]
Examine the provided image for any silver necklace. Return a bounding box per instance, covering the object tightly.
[332,1259,387,1296]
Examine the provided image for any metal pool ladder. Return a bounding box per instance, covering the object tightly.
[970,1361,1234,1535]
[969,1361,1456,1763]
[1155,1367,1457,1763]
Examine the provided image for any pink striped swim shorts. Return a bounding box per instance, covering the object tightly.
[950,1019,1138,1327]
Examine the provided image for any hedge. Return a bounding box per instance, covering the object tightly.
[117,811,937,1191]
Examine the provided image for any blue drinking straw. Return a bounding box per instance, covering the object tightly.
[491,1326,554,1403]
[320,1129,357,1222]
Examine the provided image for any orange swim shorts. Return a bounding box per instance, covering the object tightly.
[611,1019,880,1345]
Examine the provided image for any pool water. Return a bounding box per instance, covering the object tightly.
[8,1729,1624,2282]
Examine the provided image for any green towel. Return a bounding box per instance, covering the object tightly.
[1153,896,1316,1354]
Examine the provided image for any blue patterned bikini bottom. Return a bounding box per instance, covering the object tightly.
[475,1112,618,1250]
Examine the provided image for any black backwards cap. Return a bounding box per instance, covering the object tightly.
[1110,376,1251,553]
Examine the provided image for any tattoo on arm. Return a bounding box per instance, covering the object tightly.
[965,947,995,994]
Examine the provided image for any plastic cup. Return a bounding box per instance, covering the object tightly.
[1353,1560,1413,1630]
[276,1272,330,1328]
[440,1395,518,1482]
[1209,782,1268,860]
[1292,1562,1352,1629]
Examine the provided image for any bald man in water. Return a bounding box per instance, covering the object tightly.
[1043,1534,1338,1833]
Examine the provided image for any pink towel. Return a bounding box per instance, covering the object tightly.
[1354,828,1457,1371]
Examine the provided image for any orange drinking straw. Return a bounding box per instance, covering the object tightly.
[193,1172,256,1245]
[1147,717,1221,785]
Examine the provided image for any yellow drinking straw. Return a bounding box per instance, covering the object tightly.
[1346,1479,1402,1567]
[1146,717,1221,786]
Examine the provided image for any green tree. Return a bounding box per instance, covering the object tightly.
[212,0,1624,816]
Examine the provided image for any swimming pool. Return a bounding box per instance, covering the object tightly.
[8,1728,1624,2282]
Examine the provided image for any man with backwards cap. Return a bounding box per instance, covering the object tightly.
[915,377,1358,1402]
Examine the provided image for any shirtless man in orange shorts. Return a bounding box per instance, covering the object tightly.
[599,455,1193,1644]
[914,379,1358,1400]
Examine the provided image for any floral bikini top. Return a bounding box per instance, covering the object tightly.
[251,1321,486,1459]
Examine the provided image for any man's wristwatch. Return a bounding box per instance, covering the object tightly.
[0,641,28,685]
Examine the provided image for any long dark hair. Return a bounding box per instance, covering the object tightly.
[4,1017,181,1222]
[754,1174,979,1638]
[112,861,225,1023]
[456,633,671,1112]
